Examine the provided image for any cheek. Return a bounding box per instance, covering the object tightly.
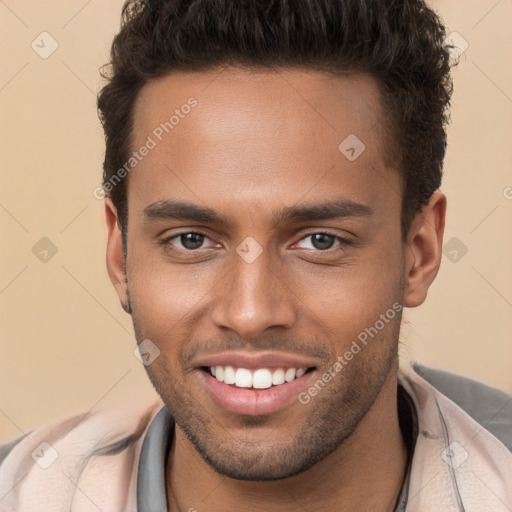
[301,244,403,307]
[296,249,404,352]
[129,252,215,319]
[127,256,220,370]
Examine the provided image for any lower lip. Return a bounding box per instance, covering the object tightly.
[199,369,315,416]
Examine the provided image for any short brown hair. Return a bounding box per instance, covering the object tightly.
[97,0,453,246]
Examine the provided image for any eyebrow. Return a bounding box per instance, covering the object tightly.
[142,198,374,226]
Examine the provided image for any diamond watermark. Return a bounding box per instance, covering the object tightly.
[338,134,366,161]
[134,339,161,366]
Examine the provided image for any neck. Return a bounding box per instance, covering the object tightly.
[166,368,407,512]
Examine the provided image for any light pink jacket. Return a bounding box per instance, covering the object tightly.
[0,368,511,511]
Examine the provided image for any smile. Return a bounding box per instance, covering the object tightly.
[208,365,309,389]
[199,365,316,416]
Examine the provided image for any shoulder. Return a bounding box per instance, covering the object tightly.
[0,396,163,512]
[412,363,512,451]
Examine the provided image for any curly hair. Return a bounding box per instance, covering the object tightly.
[97,0,453,244]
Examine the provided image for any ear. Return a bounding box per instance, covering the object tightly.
[105,198,130,314]
[403,189,446,308]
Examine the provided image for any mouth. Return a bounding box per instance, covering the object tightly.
[198,365,317,415]
[203,365,314,388]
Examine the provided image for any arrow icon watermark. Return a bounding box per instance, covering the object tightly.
[338,134,366,161]
[236,236,263,263]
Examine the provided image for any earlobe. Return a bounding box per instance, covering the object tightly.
[104,199,131,314]
[403,190,446,308]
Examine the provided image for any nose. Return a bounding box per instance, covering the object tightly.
[211,249,297,339]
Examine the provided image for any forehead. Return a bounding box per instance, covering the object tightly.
[133,67,385,147]
[128,67,400,220]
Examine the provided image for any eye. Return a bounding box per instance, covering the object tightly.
[163,232,220,251]
[161,231,350,255]
[296,233,347,251]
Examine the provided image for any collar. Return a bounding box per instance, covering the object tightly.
[137,404,174,512]
[398,366,512,510]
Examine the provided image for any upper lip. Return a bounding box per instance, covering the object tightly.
[195,351,318,370]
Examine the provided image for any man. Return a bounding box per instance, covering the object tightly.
[1,0,511,510]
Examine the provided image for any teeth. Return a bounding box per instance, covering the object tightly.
[252,369,273,389]
[272,368,285,385]
[295,368,306,378]
[235,368,252,388]
[209,366,308,389]
[223,365,236,385]
[284,368,296,382]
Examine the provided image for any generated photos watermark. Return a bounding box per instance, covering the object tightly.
[93,97,198,200]
[298,302,403,405]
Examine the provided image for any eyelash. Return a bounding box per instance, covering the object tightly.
[159,230,352,254]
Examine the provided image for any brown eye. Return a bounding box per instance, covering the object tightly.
[310,233,336,250]
[178,232,205,250]
[297,233,341,251]
[162,231,216,251]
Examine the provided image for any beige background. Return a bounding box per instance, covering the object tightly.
[1,0,511,442]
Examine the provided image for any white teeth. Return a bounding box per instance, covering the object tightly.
[295,368,306,378]
[209,366,309,388]
[272,368,285,385]
[223,365,236,385]
[252,369,273,389]
[284,368,297,382]
[235,368,253,388]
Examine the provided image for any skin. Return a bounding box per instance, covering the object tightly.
[105,67,446,511]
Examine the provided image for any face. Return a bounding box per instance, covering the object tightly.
[106,68,442,481]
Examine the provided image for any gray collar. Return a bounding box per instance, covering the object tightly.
[137,405,174,512]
